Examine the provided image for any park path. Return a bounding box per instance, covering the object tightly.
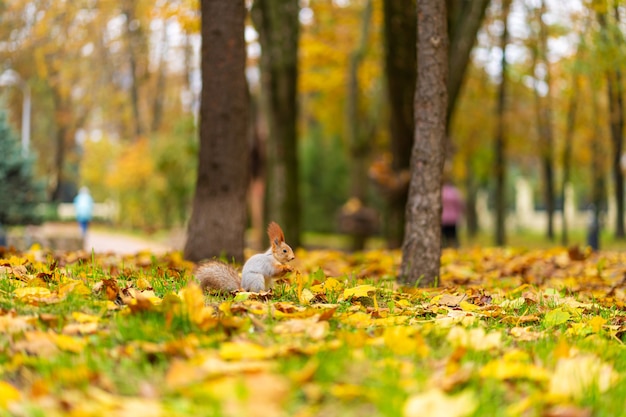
[85,229,178,255]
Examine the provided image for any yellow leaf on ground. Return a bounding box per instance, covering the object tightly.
[383,326,429,357]
[343,285,377,299]
[0,381,21,408]
[447,326,502,351]
[13,286,51,300]
[480,357,549,381]
[549,355,618,399]
[588,316,607,333]
[0,314,34,333]
[323,277,343,292]
[219,341,273,361]
[72,312,100,323]
[403,388,477,417]
[459,301,479,312]
[53,334,86,353]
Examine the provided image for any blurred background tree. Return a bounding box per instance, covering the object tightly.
[0,0,625,251]
[0,111,45,225]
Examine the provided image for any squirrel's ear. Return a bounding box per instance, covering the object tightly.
[267,221,285,244]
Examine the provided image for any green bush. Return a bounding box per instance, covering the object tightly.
[0,110,45,225]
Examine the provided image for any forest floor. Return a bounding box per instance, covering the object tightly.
[2,224,626,416]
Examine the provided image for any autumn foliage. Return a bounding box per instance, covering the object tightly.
[1,245,626,416]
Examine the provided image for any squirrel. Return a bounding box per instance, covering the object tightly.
[195,221,295,293]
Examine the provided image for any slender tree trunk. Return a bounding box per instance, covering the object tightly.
[609,5,625,239]
[122,0,145,140]
[252,0,301,247]
[151,21,168,133]
[465,151,479,237]
[493,0,511,247]
[531,0,555,240]
[446,0,491,127]
[590,76,606,248]
[598,7,625,239]
[184,0,249,263]
[399,0,448,287]
[382,0,489,249]
[345,0,373,251]
[560,41,582,246]
[382,0,416,249]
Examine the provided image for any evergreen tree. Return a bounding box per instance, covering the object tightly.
[0,111,44,225]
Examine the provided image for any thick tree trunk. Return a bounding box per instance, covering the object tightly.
[184,0,249,263]
[399,0,448,287]
[493,0,511,247]
[252,0,301,247]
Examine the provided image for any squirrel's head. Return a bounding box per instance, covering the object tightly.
[268,221,295,263]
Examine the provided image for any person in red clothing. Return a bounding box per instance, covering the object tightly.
[441,180,464,248]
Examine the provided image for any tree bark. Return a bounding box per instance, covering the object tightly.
[446,0,491,127]
[493,0,511,247]
[252,0,301,247]
[399,0,448,287]
[383,0,489,249]
[590,74,606,248]
[183,0,249,263]
[346,0,374,251]
[607,6,625,239]
[122,0,146,140]
[531,0,555,241]
[382,0,416,249]
[560,42,582,247]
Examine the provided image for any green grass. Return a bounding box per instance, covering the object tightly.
[2,246,626,416]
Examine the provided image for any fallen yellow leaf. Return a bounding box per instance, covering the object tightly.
[549,354,618,399]
[343,285,377,299]
[0,381,21,408]
[403,388,477,417]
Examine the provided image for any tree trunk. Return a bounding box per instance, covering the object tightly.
[122,0,145,140]
[382,0,416,249]
[609,6,625,239]
[399,0,448,287]
[590,75,606,249]
[464,151,479,237]
[493,0,511,247]
[561,42,582,247]
[346,0,374,251]
[151,21,168,133]
[446,0,491,127]
[531,0,555,241]
[252,0,301,247]
[183,0,249,263]
[383,0,489,249]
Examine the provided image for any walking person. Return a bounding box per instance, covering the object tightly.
[441,180,464,248]
[74,187,94,238]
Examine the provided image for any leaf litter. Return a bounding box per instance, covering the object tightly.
[0,245,625,416]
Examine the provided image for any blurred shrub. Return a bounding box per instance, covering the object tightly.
[0,111,45,225]
[300,129,349,233]
[80,118,197,231]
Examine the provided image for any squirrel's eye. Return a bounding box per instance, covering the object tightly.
[283,249,287,253]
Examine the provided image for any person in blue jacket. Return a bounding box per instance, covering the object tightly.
[73,187,94,237]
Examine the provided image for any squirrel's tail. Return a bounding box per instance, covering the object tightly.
[195,261,241,292]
